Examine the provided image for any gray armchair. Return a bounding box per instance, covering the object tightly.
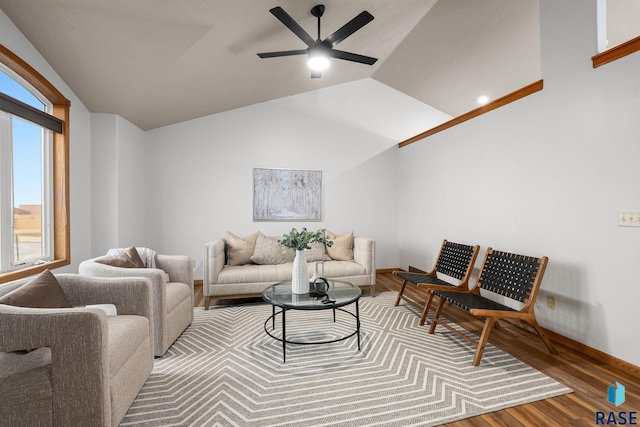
[79,252,194,356]
[0,274,154,427]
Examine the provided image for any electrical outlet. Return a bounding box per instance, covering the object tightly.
[618,212,640,227]
[547,296,556,310]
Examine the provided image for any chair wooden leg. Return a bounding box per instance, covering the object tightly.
[204,296,211,310]
[394,280,408,306]
[473,317,497,366]
[428,298,446,334]
[419,292,436,326]
[530,320,558,354]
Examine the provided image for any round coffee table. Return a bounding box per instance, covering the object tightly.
[262,280,361,363]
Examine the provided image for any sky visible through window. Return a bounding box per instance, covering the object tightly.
[1,70,45,207]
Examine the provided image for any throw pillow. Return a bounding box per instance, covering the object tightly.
[324,230,354,261]
[98,246,146,268]
[123,246,145,268]
[251,233,286,265]
[283,247,295,263]
[107,247,156,268]
[97,255,138,268]
[0,269,72,308]
[226,231,259,266]
[306,242,331,262]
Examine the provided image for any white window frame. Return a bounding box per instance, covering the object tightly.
[0,69,55,272]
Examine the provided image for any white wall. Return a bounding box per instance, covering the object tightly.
[606,0,640,49]
[0,9,93,273]
[90,114,118,253]
[90,114,146,255]
[143,79,440,278]
[398,0,640,366]
[115,116,147,248]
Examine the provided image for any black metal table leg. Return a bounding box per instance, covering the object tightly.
[356,298,361,350]
[282,308,286,363]
[272,304,275,330]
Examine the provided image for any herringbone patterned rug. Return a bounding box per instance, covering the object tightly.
[120,292,571,426]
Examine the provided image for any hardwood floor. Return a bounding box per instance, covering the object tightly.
[193,273,639,426]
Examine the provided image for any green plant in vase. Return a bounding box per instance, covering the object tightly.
[279,227,333,251]
[279,227,333,294]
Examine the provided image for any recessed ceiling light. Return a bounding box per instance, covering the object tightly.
[477,95,490,104]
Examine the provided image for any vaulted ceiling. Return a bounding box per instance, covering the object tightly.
[0,0,540,131]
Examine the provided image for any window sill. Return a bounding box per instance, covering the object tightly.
[0,259,69,284]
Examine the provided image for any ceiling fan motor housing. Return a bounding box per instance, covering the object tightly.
[311,5,325,18]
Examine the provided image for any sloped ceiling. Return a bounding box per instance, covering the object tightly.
[0,0,539,132]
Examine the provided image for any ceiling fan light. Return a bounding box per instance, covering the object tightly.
[308,55,330,71]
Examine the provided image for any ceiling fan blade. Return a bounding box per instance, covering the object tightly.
[311,70,322,78]
[257,49,308,58]
[328,49,378,65]
[323,11,374,48]
[269,6,315,47]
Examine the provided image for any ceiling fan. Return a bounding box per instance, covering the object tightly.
[257,4,378,78]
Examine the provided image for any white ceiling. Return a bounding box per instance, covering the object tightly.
[0,0,540,131]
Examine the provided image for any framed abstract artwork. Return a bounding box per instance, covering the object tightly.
[253,168,322,221]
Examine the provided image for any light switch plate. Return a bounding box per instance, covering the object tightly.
[618,212,640,227]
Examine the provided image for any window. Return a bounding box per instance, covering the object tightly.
[0,69,53,270]
[0,45,70,283]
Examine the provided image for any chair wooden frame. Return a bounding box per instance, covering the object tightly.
[428,248,558,366]
[393,240,479,325]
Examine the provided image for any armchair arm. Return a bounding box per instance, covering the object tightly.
[79,259,166,314]
[156,254,194,288]
[55,274,153,319]
[0,305,111,426]
[203,239,225,294]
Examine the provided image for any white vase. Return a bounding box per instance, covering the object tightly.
[291,249,309,294]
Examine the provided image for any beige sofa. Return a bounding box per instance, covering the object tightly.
[79,251,194,357]
[203,233,375,309]
[0,274,153,427]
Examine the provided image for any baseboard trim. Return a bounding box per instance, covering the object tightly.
[376,268,399,274]
[542,328,640,378]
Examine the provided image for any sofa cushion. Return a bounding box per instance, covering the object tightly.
[226,231,258,266]
[217,260,366,284]
[320,260,366,277]
[0,270,72,308]
[165,282,191,313]
[325,231,354,261]
[107,315,150,377]
[251,233,286,265]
